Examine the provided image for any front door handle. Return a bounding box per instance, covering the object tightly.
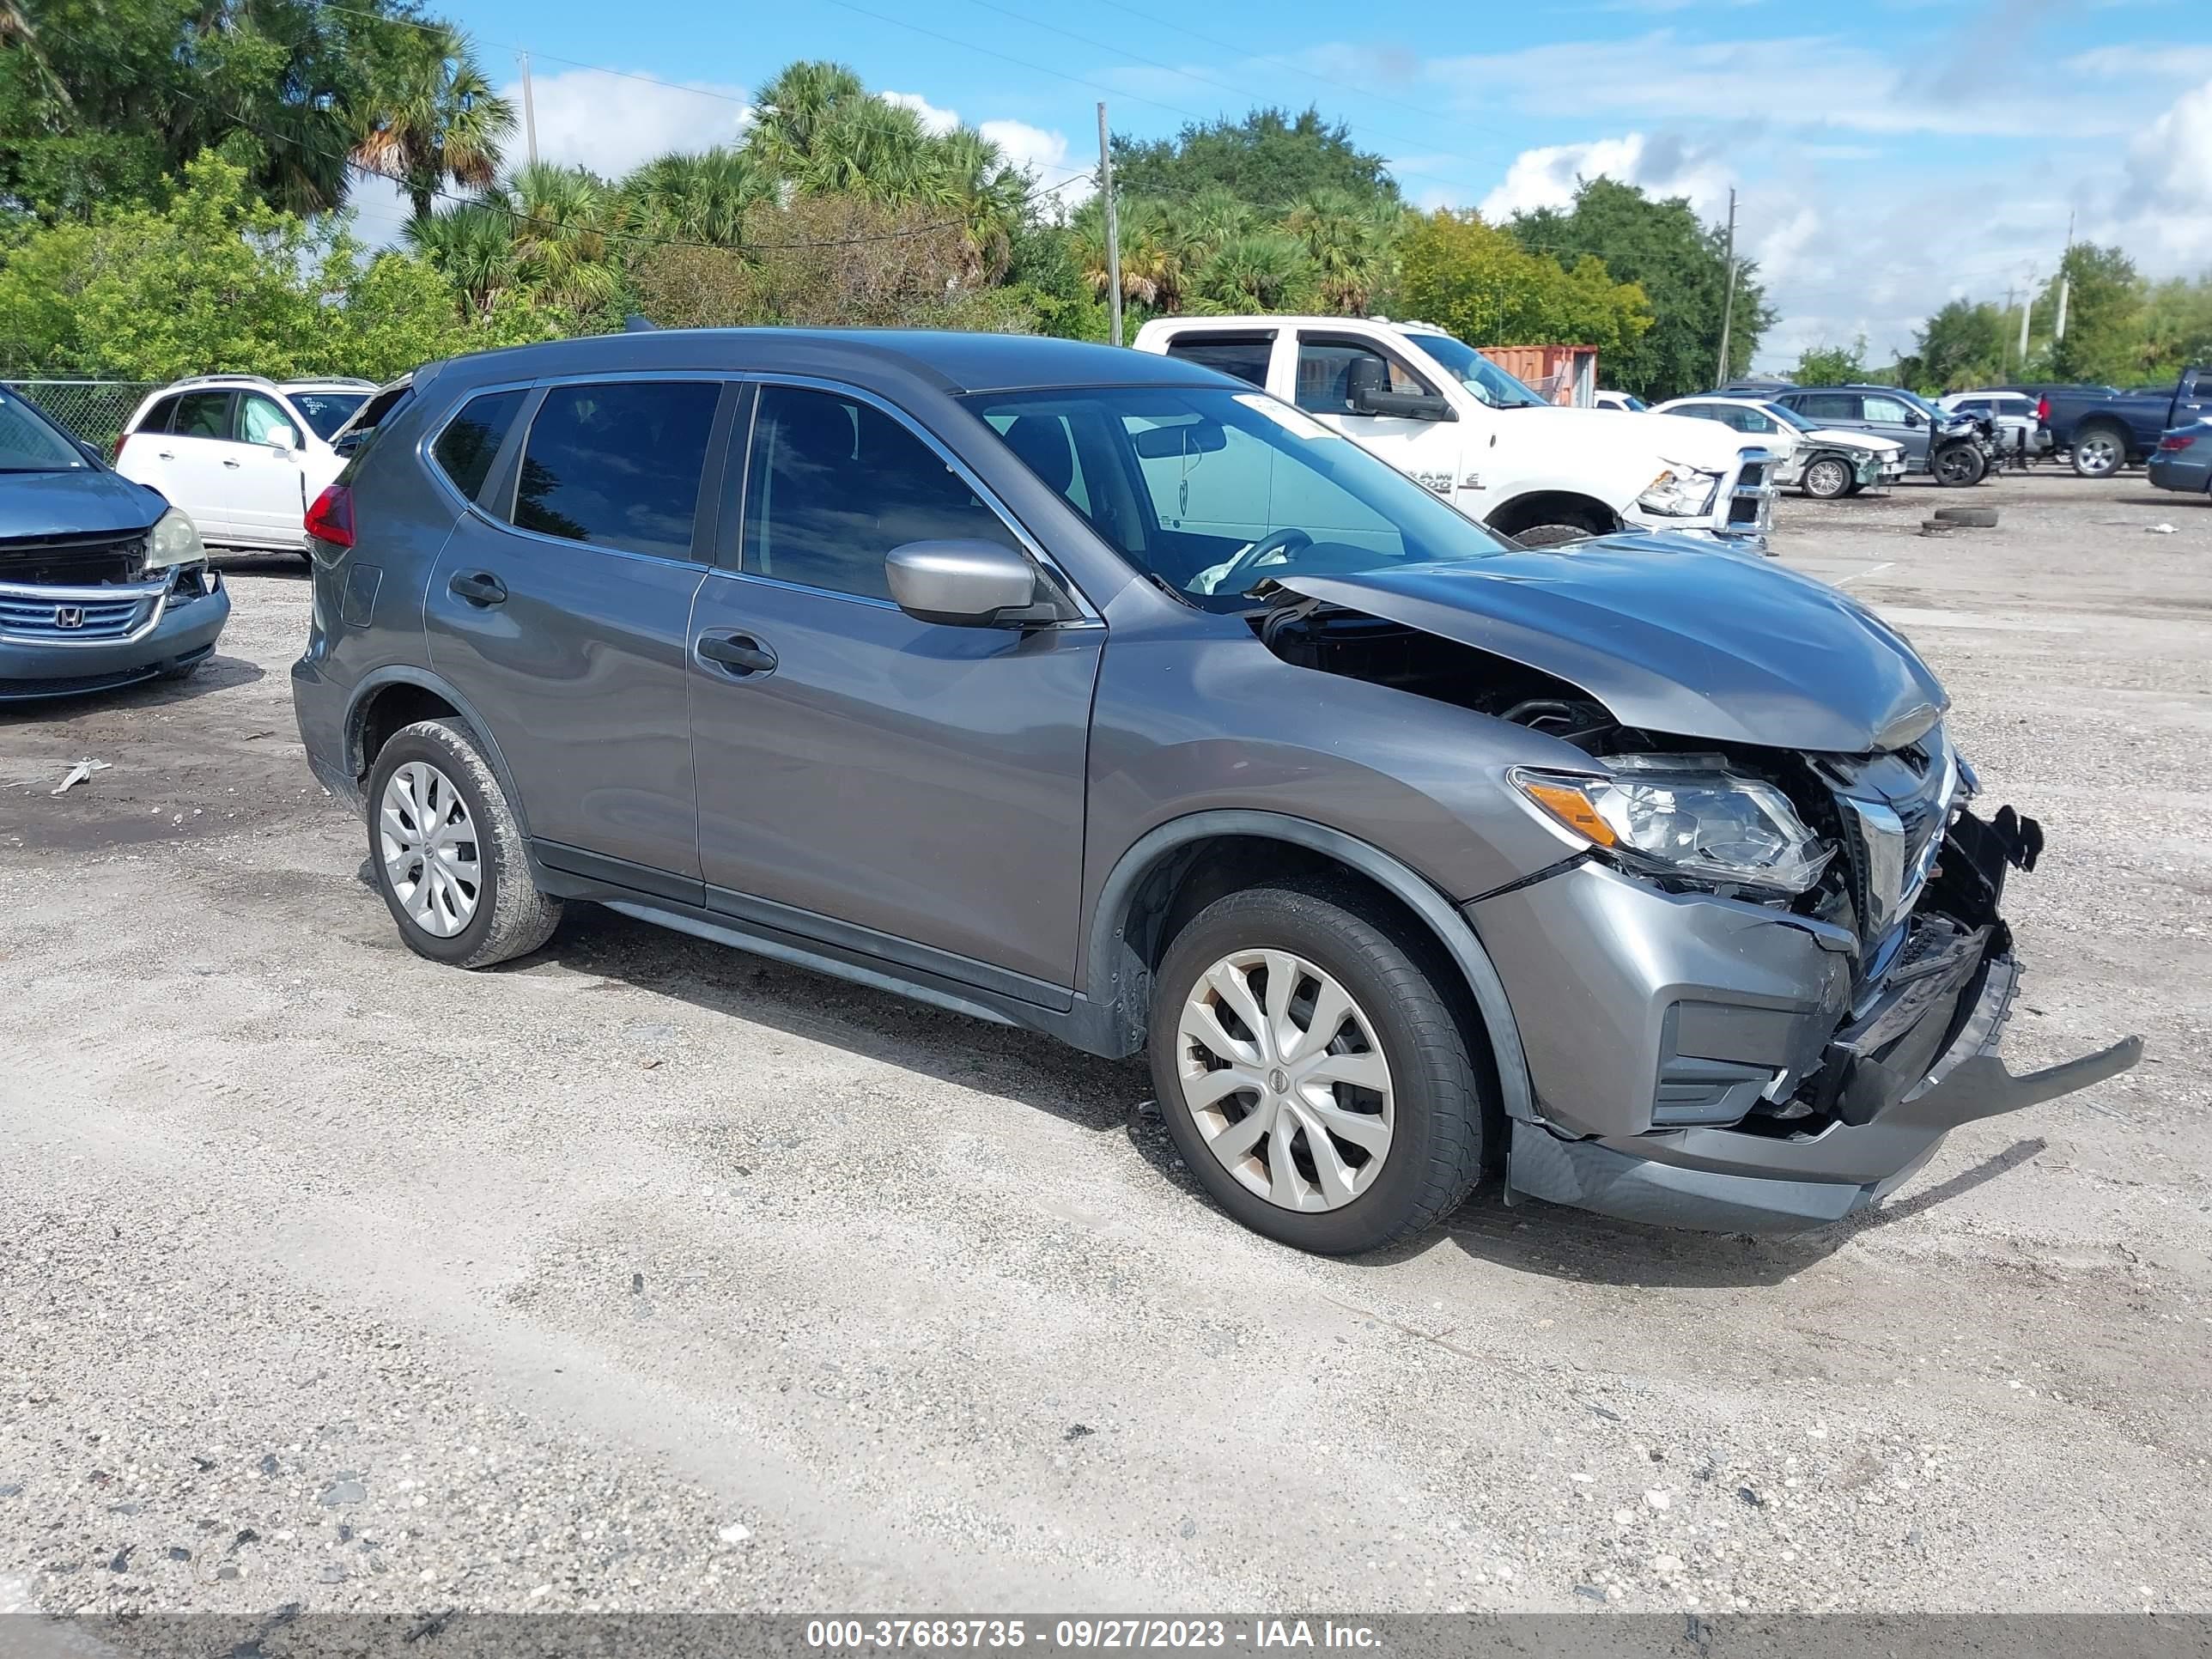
[448,570,507,607]
[696,633,777,676]
[222,458,241,469]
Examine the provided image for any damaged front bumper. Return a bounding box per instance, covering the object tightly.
[0,565,228,701]
[1470,806,2142,1231]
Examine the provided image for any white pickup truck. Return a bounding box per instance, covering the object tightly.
[1133,316,1776,550]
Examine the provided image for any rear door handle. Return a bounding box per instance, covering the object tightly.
[696,633,776,676]
[448,570,507,606]
[155,450,175,461]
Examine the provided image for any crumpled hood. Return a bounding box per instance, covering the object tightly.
[1279,537,1949,754]
[0,468,168,543]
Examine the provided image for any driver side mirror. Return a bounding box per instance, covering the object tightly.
[885,539,1061,629]
[265,423,299,453]
[1346,356,1455,422]
[76,438,103,465]
[1903,411,1925,429]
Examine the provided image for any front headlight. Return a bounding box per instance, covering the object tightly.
[144,507,206,572]
[1512,757,1832,894]
[1636,462,1722,517]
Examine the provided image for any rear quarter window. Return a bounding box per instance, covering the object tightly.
[430,390,527,504]
[1163,335,1274,389]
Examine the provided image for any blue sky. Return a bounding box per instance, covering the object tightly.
[349,0,2212,371]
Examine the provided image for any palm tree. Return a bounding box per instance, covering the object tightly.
[1285,188,1382,315]
[1072,197,1176,311]
[403,202,518,316]
[746,59,866,175]
[1192,230,1312,313]
[500,162,619,310]
[0,2,70,109]
[798,96,945,208]
[622,148,775,246]
[352,24,515,222]
[931,126,1028,281]
[1166,185,1256,273]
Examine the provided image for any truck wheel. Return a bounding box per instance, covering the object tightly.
[1933,442,1986,487]
[1802,456,1852,499]
[1503,507,1607,547]
[2070,426,2126,478]
[366,718,562,969]
[1148,878,1492,1255]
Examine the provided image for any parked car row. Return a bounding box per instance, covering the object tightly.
[1650,395,1907,499]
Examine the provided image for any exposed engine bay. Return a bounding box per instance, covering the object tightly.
[1257,595,2055,1141]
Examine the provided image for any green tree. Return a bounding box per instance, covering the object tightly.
[620,147,775,246]
[2040,244,2148,386]
[1285,187,1388,315]
[1,0,432,219]
[1510,178,1769,398]
[1909,299,2009,391]
[1110,107,1398,211]
[1188,230,1316,314]
[746,58,867,175]
[1395,210,1650,362]
[349,21,513,222]
[1792,337,1869,386]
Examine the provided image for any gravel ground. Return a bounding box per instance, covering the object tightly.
[3,476,2209,1619]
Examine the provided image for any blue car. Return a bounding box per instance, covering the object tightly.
[2148,420,2212,497]
[1,385,229,702]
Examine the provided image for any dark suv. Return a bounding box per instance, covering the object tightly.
[291,331,2136,1250]
[1758,386,1994,486]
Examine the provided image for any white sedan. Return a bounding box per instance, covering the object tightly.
[1651,396,1907,499]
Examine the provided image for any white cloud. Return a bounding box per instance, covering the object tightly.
[498,69,753,179]
[1476,131,1730,221]
[981,118,1092,206]
[2112,77,2212,264]
[881,90,960,136]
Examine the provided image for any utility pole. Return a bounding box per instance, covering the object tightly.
[1713,187,1737,386]
[2054,210,2074,342]
[1097,102,1122,348]
[2002,284,2016,377]
[520,51,538,167]
[2018,267,2033,366]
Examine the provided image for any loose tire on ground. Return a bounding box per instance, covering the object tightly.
[1147,878,1493,1255]
[365,717,562,969]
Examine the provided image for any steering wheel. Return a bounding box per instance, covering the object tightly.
[1214,527,1314,596]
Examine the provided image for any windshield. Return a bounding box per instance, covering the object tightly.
[972,386,1514,611]
[289,392,368,441]
[0,388,93,472]
[1764,403,1819,432]
[1401,333,1548,409]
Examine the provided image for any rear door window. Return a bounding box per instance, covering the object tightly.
[1795,393,1861,422]
[169,391,235,440]
[432,390,527,505]
[1162,334,1274,389]
[138,395,181,434]
[511,380,720,560]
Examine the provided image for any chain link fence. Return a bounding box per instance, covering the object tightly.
[2,379,160,454]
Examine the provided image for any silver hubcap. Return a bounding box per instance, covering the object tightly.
[1808,459,1846,495]
[379,762,482,938]
[2080,437,2117,472]
[1176,949,1394,1212]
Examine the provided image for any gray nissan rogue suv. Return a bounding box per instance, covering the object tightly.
[290,330,2139,1252]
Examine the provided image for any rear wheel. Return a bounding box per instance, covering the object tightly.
[366,718,562,969]
[1802,455,1853,499]
[2070,425,2126,478]
[1148,879,1492,1255]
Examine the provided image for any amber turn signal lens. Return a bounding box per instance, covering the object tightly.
[1517,778,1620,848]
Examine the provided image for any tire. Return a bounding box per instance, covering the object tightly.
[365,717,562,969]
[1499,504,1607,548]
[1802,455,1853,500]
[2070,425,2126,478]
[1932,441,1986,487]
[1934,506,2000,527]
[1147,878,1492,1255]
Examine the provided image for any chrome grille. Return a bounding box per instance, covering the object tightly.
[0,590,153,641]
[1832,734,1957,942]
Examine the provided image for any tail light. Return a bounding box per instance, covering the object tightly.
[112,433,130,463]
[2036,396,2050,423]
[2157,432,2198,452]
[304,483,355,548]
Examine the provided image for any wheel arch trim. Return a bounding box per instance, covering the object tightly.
[1085,810,1535,1121]
[343,665,535,843]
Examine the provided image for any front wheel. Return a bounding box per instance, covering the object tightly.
[2070,427,2126,478]
[1933,442,1987,487]
[1148,879,1492,1255]
[1802,455,1853,499]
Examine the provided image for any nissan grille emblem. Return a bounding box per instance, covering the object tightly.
[53,605,86,629]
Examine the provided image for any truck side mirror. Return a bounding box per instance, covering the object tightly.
[1346,356,1456,423]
